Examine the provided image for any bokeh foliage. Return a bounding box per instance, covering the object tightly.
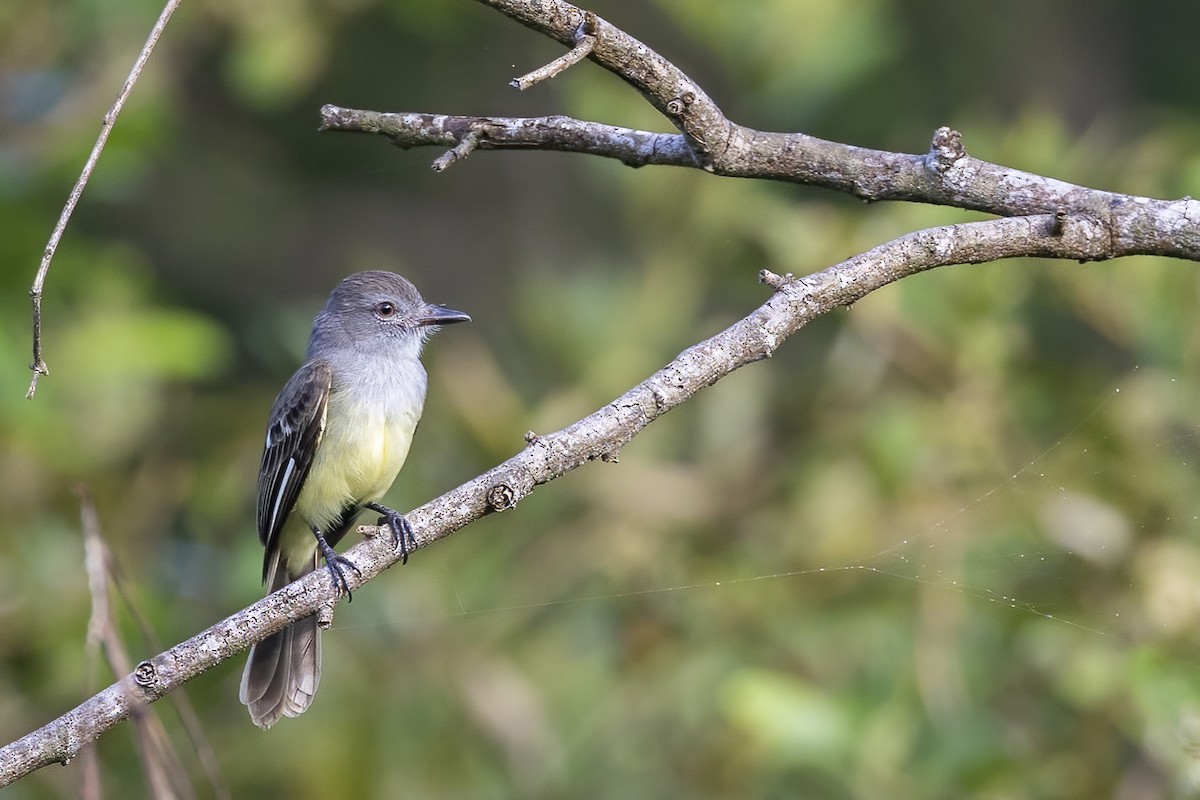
[4,0,1200,797]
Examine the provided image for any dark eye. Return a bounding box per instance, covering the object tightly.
[374,301,397,318]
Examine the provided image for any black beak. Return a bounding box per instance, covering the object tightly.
[417,304,471,326]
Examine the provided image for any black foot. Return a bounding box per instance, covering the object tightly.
[364,502,417,564]
[313,527,361,601]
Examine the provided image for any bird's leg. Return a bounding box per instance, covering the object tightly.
[364,502,417,564]
[311,525,361,601]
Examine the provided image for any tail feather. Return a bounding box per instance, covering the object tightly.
[240,551,322,729]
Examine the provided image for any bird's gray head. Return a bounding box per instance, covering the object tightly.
[309,270,470,358]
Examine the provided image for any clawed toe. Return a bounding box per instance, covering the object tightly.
[314,529,360,601]
[364,502,418,564]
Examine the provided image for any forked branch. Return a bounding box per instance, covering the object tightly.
[7,0,1198,788]
[321,0,1200,262]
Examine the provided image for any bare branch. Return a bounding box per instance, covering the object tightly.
[79,487,188,800]
[473,0,729,158]
[77,487,231,799]
[319,107,700,169]
[511,10,597,90]
[25,0,181,399]
[320,0,1200,262]
[432,129,482,172]
[0,212,1108,783]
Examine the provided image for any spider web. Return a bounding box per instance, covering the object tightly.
[458,365,1194,639]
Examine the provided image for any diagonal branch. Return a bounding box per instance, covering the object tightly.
[25,0,182,400]
[511,10,597,90]
[0,213,1110,784]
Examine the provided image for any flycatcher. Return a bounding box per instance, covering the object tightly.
[240,270,469,729]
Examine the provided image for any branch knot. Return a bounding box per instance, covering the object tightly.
[487,483,518,512]
[133,660,158,688]
[1051,207,1068,236]
[928,126,966,173]
[666,91,696,117]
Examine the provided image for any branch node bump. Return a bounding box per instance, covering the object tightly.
[524,430,543,444]
[763,330,780,358]
[758,269,795,290]
[1051,207,1068,236]
[928,126,966,173]
[758,272,796,293]
[666,91,696,117]
[317,601,336,630]
[487,483,518,512]
[133,660,157,688]
[650,385,669,412]
[318,104,352,131]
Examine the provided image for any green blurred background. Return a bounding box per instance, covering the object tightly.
[4,0,1200,797]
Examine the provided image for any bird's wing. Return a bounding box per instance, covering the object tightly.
[256,360,332,578]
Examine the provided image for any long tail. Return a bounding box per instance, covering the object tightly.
[239,550,320,729]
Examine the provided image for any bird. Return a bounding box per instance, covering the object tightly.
[239,270,469,729]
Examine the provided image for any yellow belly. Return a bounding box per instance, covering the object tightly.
[294,404,418,532]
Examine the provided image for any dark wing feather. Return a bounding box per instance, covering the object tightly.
[256,360,332,581]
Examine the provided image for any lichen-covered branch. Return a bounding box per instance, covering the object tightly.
[319,108,700,169]
[0,212,1109,784]
[321,0,1200,262]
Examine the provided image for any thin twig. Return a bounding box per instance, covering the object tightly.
[432,130,482,171]
[111,567,232,800]
[80,489,105,800]
[25,0,182,400]
[79,486,191,800]
[477,1,728,155]
[511,11,597,90]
